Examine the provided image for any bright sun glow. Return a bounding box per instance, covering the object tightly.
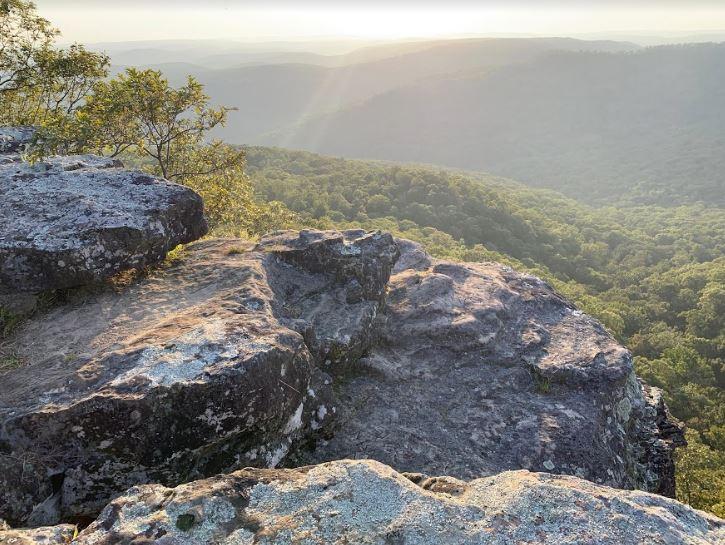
[35,2,725,44]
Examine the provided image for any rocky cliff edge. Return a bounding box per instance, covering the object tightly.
[0,133,707,544]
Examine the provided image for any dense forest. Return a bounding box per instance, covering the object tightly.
[268,44,725,206]
[246,147,724,515]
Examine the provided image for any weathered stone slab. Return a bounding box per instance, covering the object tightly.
[0,230,685,530]
[0,230,397,526]
[297,240,685,496]
[64,460,723,544]
[0,145,208,292]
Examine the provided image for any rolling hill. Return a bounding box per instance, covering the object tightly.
[108,38,638,144]
[266,43,725,206]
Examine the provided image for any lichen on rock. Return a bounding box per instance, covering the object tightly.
[0,231,398,526]
[31,460,722,545]
[0,134,208,292]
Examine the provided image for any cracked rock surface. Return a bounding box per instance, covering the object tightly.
[0,227,689,537]
[7,460,722,545]
[296,239,685,497]
[0,129,208,292]
[0,230,397,526]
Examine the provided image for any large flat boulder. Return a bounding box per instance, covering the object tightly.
[297,239,685,496]
[27,459,721,544]
[0,231,398,526]
[0,137,208,292]
[0,230,685,531]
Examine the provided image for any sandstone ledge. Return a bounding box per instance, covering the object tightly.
[4,460,721,544]
[0,231,686,533]
[0,130,208,293]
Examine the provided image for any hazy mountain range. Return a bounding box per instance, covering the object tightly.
[270,43,725,205]
[111,38,637,142]
[100,36,725,205]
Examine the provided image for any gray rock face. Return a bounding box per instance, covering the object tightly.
[30,459,723,545]
[0,126,35,155]
[0,520,75,544]
[0,229,686,533]
[259,229,399,367]
[297,240,684,496]
[0,142,208,292]
[0,231,397,526]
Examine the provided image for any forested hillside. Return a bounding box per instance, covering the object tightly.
[246,146,725,515]
[269,43,725,206]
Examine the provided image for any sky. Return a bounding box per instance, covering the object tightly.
[36,1,725,44]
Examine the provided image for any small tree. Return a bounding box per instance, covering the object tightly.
[1,1,109,125]
[36,68,298,234]
[0,0,57,95]
[39,69,235,179]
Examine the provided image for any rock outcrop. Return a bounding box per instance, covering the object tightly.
[0,131,207,293]
[298,240,685,496]
[0,126,35,156]
[0,133,691,536]
[5,460,721,545]
[0,231,398,526]
[0,126,705,542]
[0,520,75,544]
[0,230,686,528]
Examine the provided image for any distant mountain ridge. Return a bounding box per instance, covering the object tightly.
[102,37,724,206]
[267,43,725,206]
[107,37,639,145]
[100,36,637,69]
